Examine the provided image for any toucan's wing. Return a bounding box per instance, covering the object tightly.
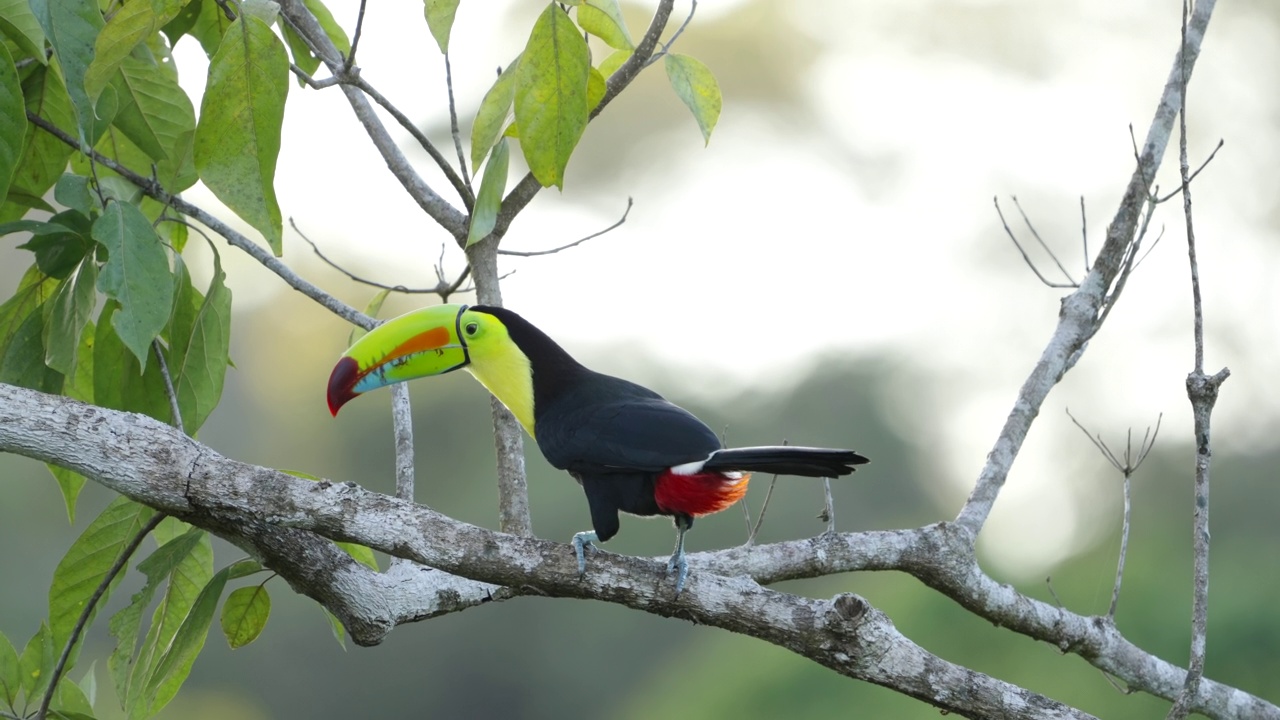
[535,373,721,474]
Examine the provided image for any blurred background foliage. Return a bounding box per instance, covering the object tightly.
[3,0,1280,717]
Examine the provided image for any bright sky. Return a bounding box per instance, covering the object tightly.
[169,0,1280,577]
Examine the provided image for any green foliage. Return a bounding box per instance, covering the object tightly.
[514,4,591,189]
[193,15,288,255]
[664,53,722,145]
[0,0,720,716]
[467,138,509,247]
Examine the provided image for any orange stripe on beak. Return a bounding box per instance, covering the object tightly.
[383,326,452,365]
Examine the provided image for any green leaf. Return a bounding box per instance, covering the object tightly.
[184,0,235,58]
[29,0,110,143]
[348,288,390,346]
[48,464,88,524]
[225,559,264,580]
[142,563,228,716]
[12,212,92,280]
[577,0,632,50]
[93,302,171,422]
[322,608,346,651]
[514,4,591,189]
[78,661,96,707]
[280,22,319,84]
[597,48,631,79]
[0,0,47,62]
[42,257,96,375]
[126,529,212,718]
[220,585,270,649]
[108,527,205,715]
[0,263,55,359]
[335,541,379,571]
[109,56,198,166]
[0,308,62,392]
[93,200,174,369]
[0,42,24,204]
[167,251,232,434]
[48,497,156,669]
[664,53,721,145]
[3,66,74,221]
[54,174,93,215]
[0,628,20,707]
[84,0,187,103]
[466,137,508,247]
[50,670,94,717]
[194,15,288,254]
[423,0,460,54]
[469,55,520,170]
[19,622,53,702]
[586,66,605,111]
[304,0,350,56]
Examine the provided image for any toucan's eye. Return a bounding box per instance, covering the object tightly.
[465,322,479,336]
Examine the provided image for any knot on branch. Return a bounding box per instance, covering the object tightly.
[1185,367,1230,402]
[830,593,869,623]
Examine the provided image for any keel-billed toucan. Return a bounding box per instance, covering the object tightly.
[327,304,869,592]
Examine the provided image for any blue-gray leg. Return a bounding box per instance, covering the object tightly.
[571,531,598,578]
[667,516,692,595]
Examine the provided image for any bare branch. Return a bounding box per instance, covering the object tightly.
[994,196,1078,288]
[955,0,1217,535]
[1156,139,1224,204]
[343,0,368,74]
[498,197,633,257]
[289,217,468,296]
[444,53,473,191]
[647,0,698,66]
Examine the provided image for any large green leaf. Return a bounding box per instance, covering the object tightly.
[514,4,590,189]
[423,0,460,54]
[93,302,171,422]
[47,320,94,524]
[41,256,96,375]
[0,0,47,62]
[0,307,62,392]
[11,211,92,279]
[577,0,632,51]
[219,585,270,649]
[29,0,111,143]
[470,55,520,170]
[466,137,508,247]
[18,622,53,702]
[304,0,350,56]
[0,628,19,708]
[108,527,206,715]
[83,0,188,103]
[0,263,55,360]
[664,53,721,145]
[47,497,155,679]
[141,560,226,717]
[109,56,198,167]
[0,42,24,204]
[168,253,231,434]
[2,66,74,222]
[194,15,288,255]
[93,200,174,368]
[597,48,631,79]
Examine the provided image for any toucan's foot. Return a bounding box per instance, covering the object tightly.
[666,548,689,596]
[571,531,598,578]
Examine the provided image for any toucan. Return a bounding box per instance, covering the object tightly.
[327,304,869,593]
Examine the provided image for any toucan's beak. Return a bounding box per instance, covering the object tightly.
[327,304,471,416]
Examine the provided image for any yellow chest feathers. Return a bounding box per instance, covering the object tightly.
[464,340,536,438]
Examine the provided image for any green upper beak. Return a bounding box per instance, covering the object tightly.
[327,304,471,415]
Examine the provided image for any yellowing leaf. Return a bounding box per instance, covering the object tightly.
[220,585,271,649]
[664,53,721,145]
[514,4,590,189]
[423,0,460,54]
[577,0,632,51]
[597,48,631,79]
[470,55,520,170]
[194,15,289,255]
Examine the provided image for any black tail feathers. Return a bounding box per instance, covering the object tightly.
[703,446,869,477]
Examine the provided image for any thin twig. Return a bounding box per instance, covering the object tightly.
[497,198,633,257]
[1045,577,1065,609]
[1168,2,1228,714]
[1156,139,1224,203]
[343,0,368,74]
[444,53,472,191]
[647,0,698,66]
[819,478,836,534]
[152,340,185,436]
[993,197,1078,288]
[1080,196,1089,275]
[1013,196,1076,286]
[289,217,470,296]
[35,512,165,720]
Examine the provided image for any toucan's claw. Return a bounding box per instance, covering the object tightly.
[571,531,598,578]
[667,549,689,596]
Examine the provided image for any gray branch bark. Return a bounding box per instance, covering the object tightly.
[0,384,1274,720]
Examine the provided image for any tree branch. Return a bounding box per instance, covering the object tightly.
[954,0,1218,535]
[2,384,1274,719]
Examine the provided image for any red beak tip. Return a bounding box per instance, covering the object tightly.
[327,357,361,417]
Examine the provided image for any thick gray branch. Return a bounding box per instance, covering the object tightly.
[1,384,1274,719]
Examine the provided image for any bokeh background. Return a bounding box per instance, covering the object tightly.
[2,0,1279,717]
